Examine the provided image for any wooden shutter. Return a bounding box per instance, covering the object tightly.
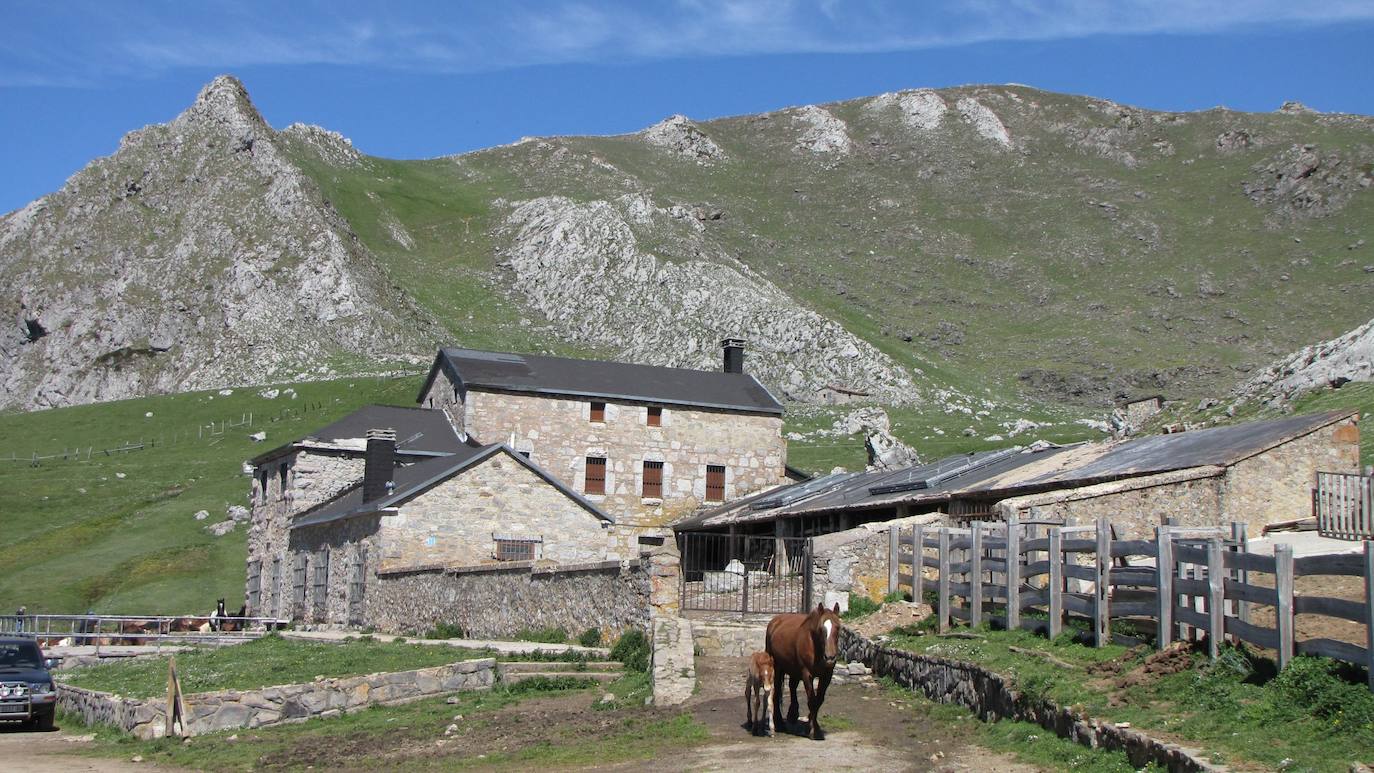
[292,553,308,616]
[246,560,262,615]
[590,401,606,422]
[312,547,330,620]
[270,558,282,619]
[347,547,367,626]
[585,457,606,495]
[706,465,726,502]
[643,461,664,499]
[647,406,662,427]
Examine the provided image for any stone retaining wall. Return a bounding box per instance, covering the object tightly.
[58,658,496,740]
[367,560,649,639]
[690,621,765,657]
[838,630,1220,773]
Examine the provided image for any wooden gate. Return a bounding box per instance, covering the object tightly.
[1317,471,1374,540]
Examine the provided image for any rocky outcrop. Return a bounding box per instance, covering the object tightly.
[792,105,854,155]
[957,97,1012,147]
[1233,316,1374,406]
[0,76,436,410]
[498,195,921,404]
[1243,143,1374,220]
[640,115,725,163]
[867,90,948,131]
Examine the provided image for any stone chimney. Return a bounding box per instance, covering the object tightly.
[362,428,397,503]
[721,338,746,374]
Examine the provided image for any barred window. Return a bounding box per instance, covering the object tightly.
[642,460,664,499]
[585,456,606,495]
[705,464,726,503]
[496,539,536,562]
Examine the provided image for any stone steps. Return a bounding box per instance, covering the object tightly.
[500,669,622,684]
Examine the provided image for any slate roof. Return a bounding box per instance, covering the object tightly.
[676,410,1358,530]
[290,443,614,530]
[419,348,784,415]
[249,405,464,465]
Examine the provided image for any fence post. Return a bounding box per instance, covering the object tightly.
[970,522,984,628]
[1230,522,1250,632]
[1006,513,1021,632]
[1275,543,1295,669]
[1207,538,1224,659]
[888,526,899,596]
[913,524,925,602]
[1048,527,1063,639]
[1365,541,1374,691]
[938,528,951,634]
[1095,518,1110,647]
[1156,527,1173,649]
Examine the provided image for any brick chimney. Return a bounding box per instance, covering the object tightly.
[721,338,746,374]
[362,428,397,503]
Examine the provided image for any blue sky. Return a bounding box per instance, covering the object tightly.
[2,1,1373,213]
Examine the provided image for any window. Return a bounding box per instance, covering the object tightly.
[312,547,330,620]
[495,539,537,562]
[590,401,606,422]
[647,406,662,427]
[292,553,308,616]
[257,468,270,503]
[705,465,726,502]
[278,461,289,500]
[642,460,663,499]
[585,456,606,495]
[518,450,532,460]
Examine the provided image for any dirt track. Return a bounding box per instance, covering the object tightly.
[0,723,166,772]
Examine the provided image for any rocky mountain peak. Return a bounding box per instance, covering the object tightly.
[171,74,268,137]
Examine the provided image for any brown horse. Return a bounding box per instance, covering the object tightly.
[765,602,842,740]
[745,651,775,737]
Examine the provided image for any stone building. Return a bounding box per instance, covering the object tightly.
[245,340,789,626]
[679,409,1362,541]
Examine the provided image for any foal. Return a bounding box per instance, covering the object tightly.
[745,651,775,736]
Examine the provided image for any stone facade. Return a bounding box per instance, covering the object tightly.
[57,657,495,739]
[811,514,942,602]
[690,621,766,657]
[998,415,1361,539]
[365,560,649,638]
[378,453,612,571]
[421,377,787,531]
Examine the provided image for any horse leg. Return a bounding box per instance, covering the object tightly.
[786,674,800,725]
[801,671,821,740]
[772,670,786,734]
[746,680,755,735]
[810,672,833,740]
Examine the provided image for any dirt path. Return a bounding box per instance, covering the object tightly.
[629,655,1042,773]
[0,724,174,772]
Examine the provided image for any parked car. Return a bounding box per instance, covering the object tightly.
[0,637,58,730]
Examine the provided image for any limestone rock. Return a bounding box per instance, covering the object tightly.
[498,196,921,404]
[1233,316,1374,406]
[207,520,236,536]
[193,509,209,521]
[227,504,251,522]
[867,90,947,130]
[792,105,853,155]
[640,115,724,164]
[957,97,1011,147]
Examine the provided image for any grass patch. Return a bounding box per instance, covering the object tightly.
[515,627,569,644]
[58,634,493,699]
[886,625,1374,771]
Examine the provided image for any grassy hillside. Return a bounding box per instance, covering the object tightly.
[0,375,421,614]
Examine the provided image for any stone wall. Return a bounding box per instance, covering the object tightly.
[997,468,1227,540]
[57,658,495,740]
[839,629,1218,772]
[248,448,364,616]
[1221,416,1361,531]
[690,621,765,657]
[378,451,614,571]
[811,513,943,602]
[366,560,649,639]
[455,384,787,531]
[288,513,384,625]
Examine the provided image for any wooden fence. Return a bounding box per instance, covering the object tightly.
[888,516,1374,688]
[1317,471,1374,540]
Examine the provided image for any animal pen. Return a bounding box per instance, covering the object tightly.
[678,533,812,614]
[889,516,1374,688]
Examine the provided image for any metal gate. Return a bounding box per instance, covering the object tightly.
[679,533,812,614]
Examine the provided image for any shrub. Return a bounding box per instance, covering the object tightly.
[1257,655,1374,738]
[516,627,569,644]
[577,627,603,648]
[883,590,909,604]
[423,622,465,640]
[611,629,651,673]
[841,593,883,620]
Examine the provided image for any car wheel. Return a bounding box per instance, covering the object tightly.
[34,712,55,731]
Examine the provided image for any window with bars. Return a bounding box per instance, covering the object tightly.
[642,460,664,499]
[705,464,726,502]
[589,401,606,423]
[292,553,308,617]
[495,539,537,562]
[585,456,606,495]
[312,547,330,620]
[647,406,662,427]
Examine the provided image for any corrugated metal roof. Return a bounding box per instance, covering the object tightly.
[419,348,784,415]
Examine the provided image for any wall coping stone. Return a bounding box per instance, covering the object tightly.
[377,558,639,578]
[839,629,1225,773]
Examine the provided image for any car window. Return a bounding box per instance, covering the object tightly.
[0,642,42,669]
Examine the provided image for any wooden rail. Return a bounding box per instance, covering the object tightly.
[889,516,1374,689]
[1317,471,1374,540]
